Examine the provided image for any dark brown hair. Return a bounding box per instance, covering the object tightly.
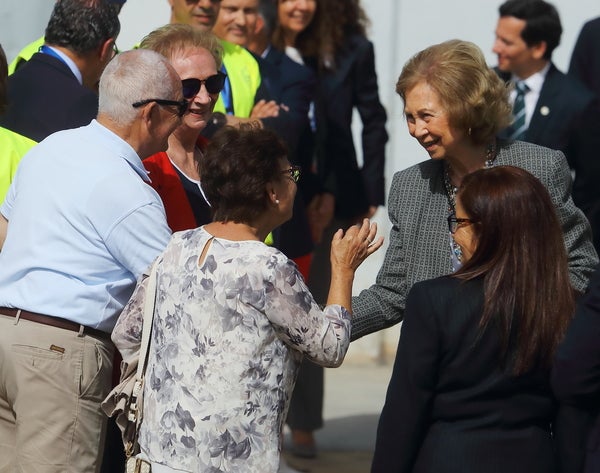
[199,125,288,223]
[455,166,574,375]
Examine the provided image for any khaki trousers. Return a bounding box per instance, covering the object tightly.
[0,311,114,473]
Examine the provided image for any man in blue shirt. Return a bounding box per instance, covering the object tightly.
[0,49,183,472]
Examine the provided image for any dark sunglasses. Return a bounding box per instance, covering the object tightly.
[182,72,227,98]
[132,98,189,118]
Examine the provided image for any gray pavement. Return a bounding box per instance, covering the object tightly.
[282,360,393,473]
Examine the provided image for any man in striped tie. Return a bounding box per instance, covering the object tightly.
[492,0,600,251]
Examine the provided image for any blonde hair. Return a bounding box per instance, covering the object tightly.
[140,24,223,69]
[396,39,512,144]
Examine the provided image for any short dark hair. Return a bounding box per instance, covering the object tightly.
[257,0,277,37]
[45,0,121,55]
[455,166,574,375]
[499,0,562,60]
[0,44,7,113]
[200,125,288,223]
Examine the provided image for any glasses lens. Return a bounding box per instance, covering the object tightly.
[182,78,201,99]
[291,168,300,182]
[205,73,226,94]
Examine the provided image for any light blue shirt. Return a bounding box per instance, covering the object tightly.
[0,120,171,332]
[42,45,83,85]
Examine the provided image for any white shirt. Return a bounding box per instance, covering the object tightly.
[511,62,551,128]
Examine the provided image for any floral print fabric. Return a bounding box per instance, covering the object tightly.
[112,227,351,472]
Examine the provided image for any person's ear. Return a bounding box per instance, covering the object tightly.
[530,41,547,60]
[138,101,159,133]
[99,38,115,62]
[254,15,265,36]
[266,182,279,205]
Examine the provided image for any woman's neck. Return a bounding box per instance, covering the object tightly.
[204,220,267,243]
[284,30,299,48]
[446,141,496,187]
[166,131,201,180]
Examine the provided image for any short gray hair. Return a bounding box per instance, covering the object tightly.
[98,49,180,126]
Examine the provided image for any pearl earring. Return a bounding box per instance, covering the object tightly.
[275,199,280,204]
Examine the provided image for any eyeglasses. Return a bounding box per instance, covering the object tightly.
[181,72,227,98]
[281,165,301,183]
[132,98,189,118]
[447,215,475,234]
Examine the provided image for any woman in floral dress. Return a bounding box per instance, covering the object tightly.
[111,125,383,473]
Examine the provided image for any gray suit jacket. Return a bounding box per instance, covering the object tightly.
[351,139,598,341]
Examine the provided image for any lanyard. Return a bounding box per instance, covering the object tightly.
[219,64,234,115]
[40,45,67,65]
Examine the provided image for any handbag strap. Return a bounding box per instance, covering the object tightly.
[136,258,160,381]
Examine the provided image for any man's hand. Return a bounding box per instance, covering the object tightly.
[250,99,281,119]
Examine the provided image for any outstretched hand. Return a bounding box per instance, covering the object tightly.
[330,218,384,274]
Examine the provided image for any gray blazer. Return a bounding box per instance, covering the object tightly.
[351,139,598,341]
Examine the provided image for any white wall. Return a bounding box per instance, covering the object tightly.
[1,0,598,360]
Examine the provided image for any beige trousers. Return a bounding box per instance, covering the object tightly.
[0,311,114,473]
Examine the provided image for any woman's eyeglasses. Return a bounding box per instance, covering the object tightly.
[182,72,227,98]
[281,165,301,183]
[132,98,189,118]
[447,215,474,234]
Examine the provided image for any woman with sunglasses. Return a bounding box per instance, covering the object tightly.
[372,166,575,473]
[110,125,383,472]
[140,24,226,232]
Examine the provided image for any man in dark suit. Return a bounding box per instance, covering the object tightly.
[0,0,120,143]
[553,263,600,473]
[570,16,600,99]
[492,0,600,250]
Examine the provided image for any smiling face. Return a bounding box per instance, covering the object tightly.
[277,0,317,45]
[169,0,222,31]
[213,0,258,46]
[492,16,546,78]
[171,47,219,132]
[404,81,467,161]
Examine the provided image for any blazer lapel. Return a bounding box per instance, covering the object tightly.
[526,64,560,144]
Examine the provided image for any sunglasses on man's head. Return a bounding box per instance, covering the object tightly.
[182,72,227,99]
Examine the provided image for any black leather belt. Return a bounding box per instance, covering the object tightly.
[0,307,109,339]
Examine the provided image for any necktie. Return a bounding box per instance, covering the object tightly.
[508,80,529,140]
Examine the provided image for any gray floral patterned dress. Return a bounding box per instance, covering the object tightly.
[112,227,351,472]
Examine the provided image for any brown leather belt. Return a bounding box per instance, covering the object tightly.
[0,307,109,339]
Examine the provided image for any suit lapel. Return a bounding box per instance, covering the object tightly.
[526,64,560,143]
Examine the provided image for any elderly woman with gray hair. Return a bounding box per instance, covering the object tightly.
[351,39,597,341]
[111,125,383,473]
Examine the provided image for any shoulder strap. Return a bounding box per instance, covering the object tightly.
[136,258,159,380]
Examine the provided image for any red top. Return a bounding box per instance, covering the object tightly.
[143,136,209,232]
